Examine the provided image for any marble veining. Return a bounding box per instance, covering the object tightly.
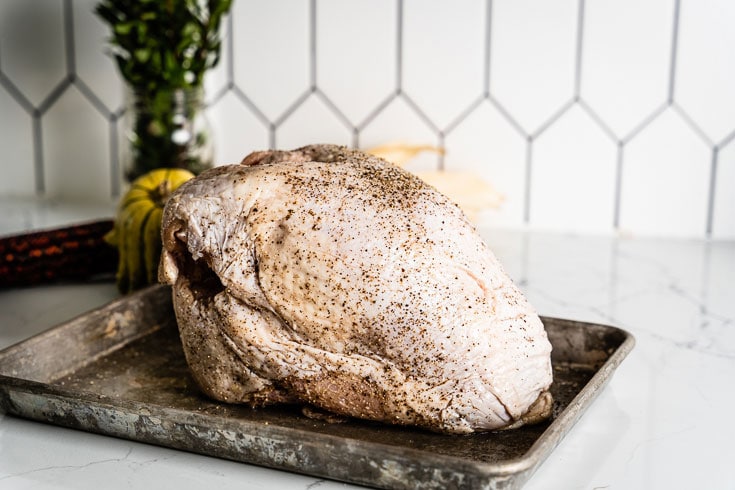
[1,201,733,489]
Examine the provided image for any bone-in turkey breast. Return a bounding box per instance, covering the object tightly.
[159,144,552,434]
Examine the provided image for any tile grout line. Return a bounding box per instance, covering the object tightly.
[620,103,667,145]
[401,92,441,135]
[230,85,270,130]
[573,0,585,97]
[612,143,624,229]
[37,78,72,116]
[444,97,485,136]
[717,128,735,149]
[226,13,235,87]
[314,89,354,134]
[664,0,717,238]
[437,133,446,171]
[396,0,404,91]
[483,0,492,95]
[309,0,317,89]
[272,88,312,129]
[110,118,120,198]
[63,0,76,76]
[667,0,681,103]
[574,0,627,232]
[671,102,713,146]
[530,98,575,140]
[705,148,718,237]
[523,140,532,224]
[32,117,45,195]
[487,95,527,139]
[392,1,444,167]
[76,78,113,118]
[577,99,617,143]
[439,0,494,140]
[0,72,35,115]
[350,0,406,147]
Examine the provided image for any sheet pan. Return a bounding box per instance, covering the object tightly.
[0,285,634,489]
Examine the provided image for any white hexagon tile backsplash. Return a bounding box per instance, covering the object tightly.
[0,0,733,239]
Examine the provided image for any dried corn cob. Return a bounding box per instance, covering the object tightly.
[0,220,118,288]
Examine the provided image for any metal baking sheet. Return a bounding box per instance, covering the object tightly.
[0,285,633,490]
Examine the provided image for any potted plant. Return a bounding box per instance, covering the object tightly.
[96,0,233,182]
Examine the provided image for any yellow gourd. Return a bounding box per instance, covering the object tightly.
[106,168,194,293]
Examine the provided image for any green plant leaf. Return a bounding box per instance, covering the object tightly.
[134,49,150,63]
[113,22,133,35]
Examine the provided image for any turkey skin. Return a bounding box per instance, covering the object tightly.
[159,144,553,434]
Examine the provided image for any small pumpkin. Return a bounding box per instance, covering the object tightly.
[106,168,194,293]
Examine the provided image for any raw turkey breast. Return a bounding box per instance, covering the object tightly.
[159,144,553,434]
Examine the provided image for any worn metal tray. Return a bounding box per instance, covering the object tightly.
[0,285,633,489]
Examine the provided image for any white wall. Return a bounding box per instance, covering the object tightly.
[1,0,734,238]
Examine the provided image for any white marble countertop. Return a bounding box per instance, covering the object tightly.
[1,199,733,489]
